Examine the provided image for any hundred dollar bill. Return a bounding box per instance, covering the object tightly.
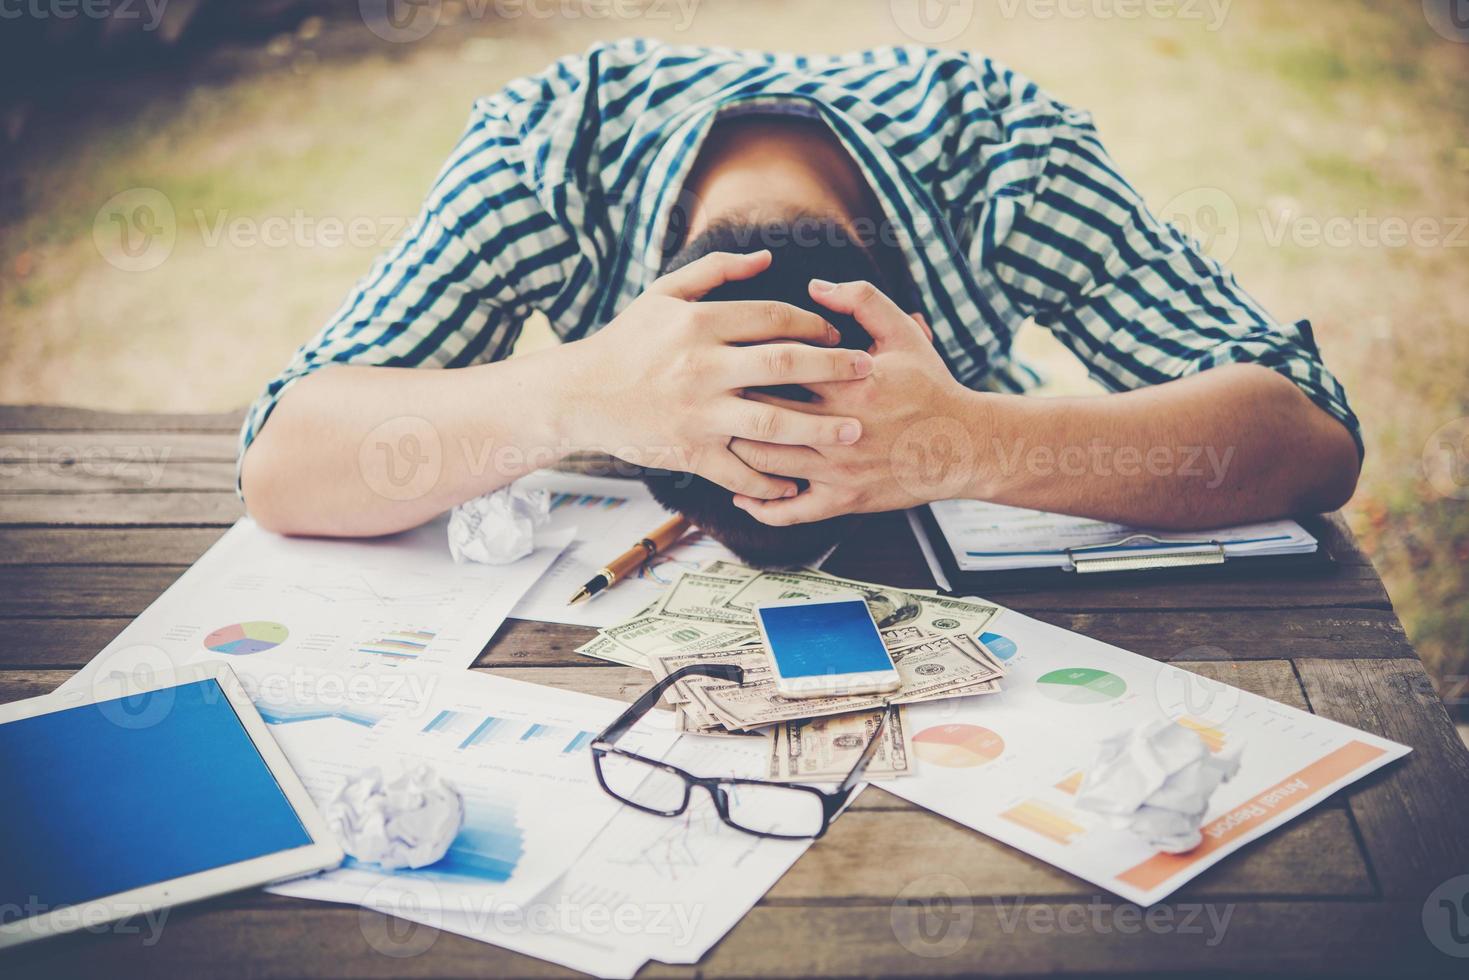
[698,560,762,581]
[722,569,923,629]
[909,593,1001,638]
[695,634,1005,729]
[652,571,756,625]
[769,706,914,781]
[576,616,757,668]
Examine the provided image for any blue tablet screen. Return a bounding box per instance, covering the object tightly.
[0,678,313,920]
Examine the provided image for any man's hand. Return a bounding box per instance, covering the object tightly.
[563,251,875,500]
[728,278,974,525]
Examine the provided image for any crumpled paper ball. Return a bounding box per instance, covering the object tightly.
[324,764,464,870]
[1074,719,1242,854]
[448,481,551,564]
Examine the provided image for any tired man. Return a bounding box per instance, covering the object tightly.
[241,39,1361,568]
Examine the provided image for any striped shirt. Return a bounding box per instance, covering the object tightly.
[241,38,1360,464]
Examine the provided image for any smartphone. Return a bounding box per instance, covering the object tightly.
[754,596,902,699]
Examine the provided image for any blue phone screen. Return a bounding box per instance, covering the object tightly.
[759,599,894,678]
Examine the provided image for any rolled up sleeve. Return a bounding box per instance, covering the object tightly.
[987,121,1363,458]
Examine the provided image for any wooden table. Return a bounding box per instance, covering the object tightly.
[3,406,1468,978]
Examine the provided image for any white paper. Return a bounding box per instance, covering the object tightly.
[926,499,1317,572]
[57,517,571,700]
[393,728,826,973]
[449,482,552,565]
[884,610,1409,905]
[325,764,465,869]
[510,472,741,628]
[254,662,678,913]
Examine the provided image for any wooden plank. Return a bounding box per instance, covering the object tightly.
[0,492,244,526]
[1296,658,1469,903]
[0,431,238,460]
[0,406,245,432]
[3,899,1440,978]
[1,461,238,492]
[0,527,229,565]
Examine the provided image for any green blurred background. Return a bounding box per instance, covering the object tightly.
[2,0,1465,725]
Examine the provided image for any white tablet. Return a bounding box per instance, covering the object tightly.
[0,662,342,948]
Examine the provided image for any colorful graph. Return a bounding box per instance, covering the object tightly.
[1001,799,1086,845]
[978,631,1017,661]
[1036,667,1127,704]
[256,701,382,728]
[550,492,628,512]
[446,712,596,754]
[913,724,1005,768]
[358,627,435,663]
[1055,771,1084,794]
[380,799,526,884]
[205,620,288,655]
[1177,716,1228,753]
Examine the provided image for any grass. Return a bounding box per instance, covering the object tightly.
[2,0,1466,706]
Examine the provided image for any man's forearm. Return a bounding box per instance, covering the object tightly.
[962,364,1361,529]
[240,346,580,537]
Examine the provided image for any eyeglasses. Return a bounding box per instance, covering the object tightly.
[589,663,887,840]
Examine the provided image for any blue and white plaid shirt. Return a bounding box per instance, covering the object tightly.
[242,38,1360,462]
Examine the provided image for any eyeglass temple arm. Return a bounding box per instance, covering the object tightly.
[836,704,891,795]
[596,663,746,744]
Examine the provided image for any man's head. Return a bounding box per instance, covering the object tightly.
[641,213,892,568]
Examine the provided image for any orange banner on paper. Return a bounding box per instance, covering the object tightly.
[1116,740,1386,892]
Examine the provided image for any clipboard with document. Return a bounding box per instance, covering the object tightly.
[909,498,1329,593]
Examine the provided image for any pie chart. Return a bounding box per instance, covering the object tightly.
[978,631,1017,661]
[205,621,289,655]
[1036,667,1127,704]
[913,724,1004,768]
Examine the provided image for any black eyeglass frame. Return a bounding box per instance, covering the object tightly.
[589,663,888,841]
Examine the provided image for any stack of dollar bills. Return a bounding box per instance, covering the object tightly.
[576,562,1007,781]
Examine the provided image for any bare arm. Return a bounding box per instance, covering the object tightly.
[962,363,1360,528]
[242,251,876,537]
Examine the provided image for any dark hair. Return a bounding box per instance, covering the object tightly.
[640,214,893,568]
